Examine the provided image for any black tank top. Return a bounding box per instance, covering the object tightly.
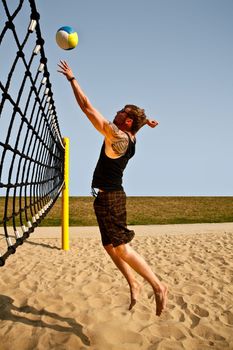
[92,133,136,191]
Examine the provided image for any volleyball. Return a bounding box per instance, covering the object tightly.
[56,26,78,50]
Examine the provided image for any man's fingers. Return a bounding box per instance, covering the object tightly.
[57,61,71,76]
[59,60,68,68]
[57,64,64,70]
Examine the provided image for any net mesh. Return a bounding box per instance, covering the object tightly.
[0,0,64,266]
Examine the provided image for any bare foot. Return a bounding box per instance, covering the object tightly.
[154,284,168,316]
[129,281,141,310]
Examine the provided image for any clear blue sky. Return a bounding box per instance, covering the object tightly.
[3,0,233,196]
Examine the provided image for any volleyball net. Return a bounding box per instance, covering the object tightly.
[0,0,65,266]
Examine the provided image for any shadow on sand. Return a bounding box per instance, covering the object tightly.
[0,294,90,347]
[24,239,61,251]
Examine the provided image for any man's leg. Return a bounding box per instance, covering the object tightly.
[104,244,141,310]
[114,243,168,316]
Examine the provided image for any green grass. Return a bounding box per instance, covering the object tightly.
[1,196,233,226]
[33,196,233,226]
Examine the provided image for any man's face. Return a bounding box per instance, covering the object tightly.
[113,109,133,131]
[113,110,127,128]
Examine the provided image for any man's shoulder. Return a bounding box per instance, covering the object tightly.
[104,121,128,140]
[104,122,129,157]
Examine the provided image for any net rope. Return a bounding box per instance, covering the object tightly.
[0,0,64,266]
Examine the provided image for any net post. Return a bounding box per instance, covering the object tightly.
[62,137,69,250]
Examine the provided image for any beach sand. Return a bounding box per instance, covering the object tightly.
[0,223,233,350]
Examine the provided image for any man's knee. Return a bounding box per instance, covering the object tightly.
[114,243,129,258]
[104,243,131,259]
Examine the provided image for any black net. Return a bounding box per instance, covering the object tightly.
[0,0,64,266]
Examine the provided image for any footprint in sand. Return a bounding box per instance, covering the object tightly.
[171,309,185,322]
[173,296,207,329]
[188,312,201,329]
[189,294,206,305]
[192,324,226,342]
[219,310,233,326]
[189,304,209,318]
[132,310,152,323]
[174,295,188,310]
[182,284,207,295]
[145,323,188,342]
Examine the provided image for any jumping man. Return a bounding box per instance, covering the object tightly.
[58,60,168,316]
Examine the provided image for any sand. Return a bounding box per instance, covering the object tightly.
[0,223,233,350]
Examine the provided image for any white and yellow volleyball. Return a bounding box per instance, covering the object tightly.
[56,26,78,50]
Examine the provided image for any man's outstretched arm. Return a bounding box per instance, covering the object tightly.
[57,60,108,135]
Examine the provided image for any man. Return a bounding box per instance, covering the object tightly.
[58,60,168,316]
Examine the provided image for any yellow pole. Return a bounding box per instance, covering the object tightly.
[62,137,69,250]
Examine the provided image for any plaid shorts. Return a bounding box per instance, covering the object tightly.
[93,190,135,247]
